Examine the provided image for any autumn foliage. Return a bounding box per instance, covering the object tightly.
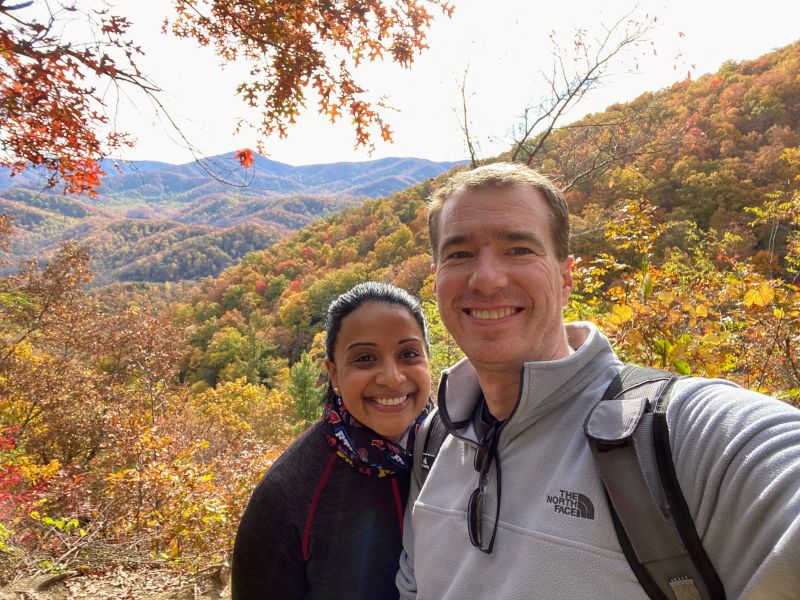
[0,2,153,195]
[1,41,799,581]
[0,232,298,574]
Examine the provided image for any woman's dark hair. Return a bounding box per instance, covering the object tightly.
[323,282,428,404]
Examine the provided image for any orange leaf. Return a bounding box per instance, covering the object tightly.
[235,148,254,169]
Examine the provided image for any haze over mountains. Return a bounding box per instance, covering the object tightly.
[0,155,463,283]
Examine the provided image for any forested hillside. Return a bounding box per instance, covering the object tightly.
[1,42,798,584]
[541,41,800,259]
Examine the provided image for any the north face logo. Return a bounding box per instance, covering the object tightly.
[546,489,595,519]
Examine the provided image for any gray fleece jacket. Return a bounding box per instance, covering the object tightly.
[397,322,800,599]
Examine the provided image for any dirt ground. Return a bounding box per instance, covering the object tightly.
[0,563,231,600]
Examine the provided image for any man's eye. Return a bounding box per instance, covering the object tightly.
[509,247,534,255]
[446,251,471,260]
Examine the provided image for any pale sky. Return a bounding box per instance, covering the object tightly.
[102,1,799,166]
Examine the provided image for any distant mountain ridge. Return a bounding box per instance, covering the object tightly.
[0,154,464,283]
[0,154,463,200]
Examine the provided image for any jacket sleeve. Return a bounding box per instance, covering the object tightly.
[668,379,800,598]
[396,469,421,599]
[231,470,307,600]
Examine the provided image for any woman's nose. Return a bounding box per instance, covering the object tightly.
[376,359,405,387]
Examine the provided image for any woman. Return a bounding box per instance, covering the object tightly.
[231,282,432,599]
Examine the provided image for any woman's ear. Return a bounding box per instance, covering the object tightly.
[324,359,337,391]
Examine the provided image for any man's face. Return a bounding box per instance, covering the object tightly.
[433,184,574,373]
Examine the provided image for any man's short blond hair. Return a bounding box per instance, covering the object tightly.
[428,163,571,264]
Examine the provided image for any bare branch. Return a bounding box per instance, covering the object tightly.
[454,66,480,168]
[507,8,656,167]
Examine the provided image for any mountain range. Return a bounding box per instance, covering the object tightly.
[0,155,463,283]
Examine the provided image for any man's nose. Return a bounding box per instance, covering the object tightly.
[468,250,507,293]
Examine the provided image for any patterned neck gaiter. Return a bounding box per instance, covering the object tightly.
[324,395,431,477]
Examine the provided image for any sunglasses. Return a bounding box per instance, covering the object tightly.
[467,420,503,554]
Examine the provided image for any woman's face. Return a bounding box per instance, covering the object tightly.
[325,301,431,442]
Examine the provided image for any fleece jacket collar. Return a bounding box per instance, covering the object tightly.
[438,322,621,447]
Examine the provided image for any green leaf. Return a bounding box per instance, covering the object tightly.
[641,273,654,299]
[672,360,691,375]
[653,339,674,365]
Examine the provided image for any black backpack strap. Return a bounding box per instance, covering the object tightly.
[412,407,448,489]
[585,365,725,600]
[652,378,725,600]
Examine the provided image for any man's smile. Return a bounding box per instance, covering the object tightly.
[465,307,522,320]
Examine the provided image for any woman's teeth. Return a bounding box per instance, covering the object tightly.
[373,395,408,406]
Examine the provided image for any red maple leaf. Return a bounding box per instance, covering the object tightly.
[235,148,255,169]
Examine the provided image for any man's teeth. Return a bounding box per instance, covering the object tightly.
[470,308,516,320]
[373,395,408,406]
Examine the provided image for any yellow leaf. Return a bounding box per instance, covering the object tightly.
[626,330,644,346]
[608,286,625,297]
[658,290,675,304]
[610,303,634,324]
[773,308,785,318]
[743,283,774,307]
[695,304,708,318]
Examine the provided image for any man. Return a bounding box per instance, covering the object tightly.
[396,163,800,598]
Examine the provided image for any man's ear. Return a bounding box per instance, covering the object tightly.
[561,256,575,306]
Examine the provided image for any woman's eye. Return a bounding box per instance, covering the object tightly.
[352,354,375,363]
[400,348,423,359]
